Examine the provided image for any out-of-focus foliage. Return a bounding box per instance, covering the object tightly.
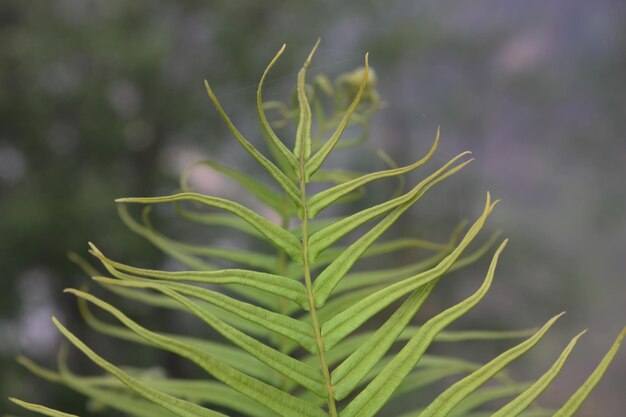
[1,1,625,416]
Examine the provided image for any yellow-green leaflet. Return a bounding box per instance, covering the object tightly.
[418,311,565,417]
[305,54,369,178]
[307,151,472,261]
[204,80,302,204]
[331,282,437,399]
[139,286,326,396]
[307,127,439,217]
[75,297,276,383]
[312,158,474,306]
[116,193,302,262]
[90,243,307,307]
[181,159,287,213]
[61,291,326,417]
[8,399,79,417]
[552,326,626,417]
[92,278,317,353]
[257,44,299,173]
[321,195,496,346]
[340,239,508,417]
[294,39,319,161]
[53,317,229,417]
[491,330,586,417]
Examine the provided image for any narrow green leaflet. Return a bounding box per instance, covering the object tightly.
[116,193,302,262]
[290,216,344,238]
[146,380,276,417]
[59,292,327,417]
[325,328,533,370]
[90,243,307,308]
[307,127,439,217]
[447,383,530,417]
[418,312,565,417]
[310,237,447,277]
[93,277,317,352]
[59,361,180,417]
[99,211,279,309]
[8,399,78,417]
[335,230,497,295]
[305,54,369,178]
[174,206,264,239]
[394,362,482,398]
[52,317,228,417]
[299,354,484,407]
[204,80,302,203]
[257,43,299,173]
[180,159,286,213]
[331,283,436,399]
[310,169,363,184]
[152,240,279,272]
[553,326,626,417]
[307,151,471,260]
[331,221,466,293]
[339,239,507,417]
[294,39,319,160]
[92,276,276,340]
[131,286,326,396]
[76,297,276,383]
[129,206,281,308]
[492,330,586,417]
[316,236,448,267]
[413,327,536,343]
[321,195,496,346]
[17,355,178,417]
[118,204,219,271]
[111,210,279,271]
[446,231,501,274]
[312,159,474,306]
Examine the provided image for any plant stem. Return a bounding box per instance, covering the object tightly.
[299,159,338,416]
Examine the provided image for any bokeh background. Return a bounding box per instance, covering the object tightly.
[1,1,624,415]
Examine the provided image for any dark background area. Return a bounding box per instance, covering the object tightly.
[1,1,624,416]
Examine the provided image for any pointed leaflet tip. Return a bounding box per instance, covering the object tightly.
[87,242,103,257]
[295,40,321,159]
[429,126,441,155]
[304,49,371,176]
[552,325,626,417]
[257,42,298,171]
[304,38,321,69]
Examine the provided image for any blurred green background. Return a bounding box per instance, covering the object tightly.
[1,1,624,416]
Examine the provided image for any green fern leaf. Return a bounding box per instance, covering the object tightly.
[13,42,623,417]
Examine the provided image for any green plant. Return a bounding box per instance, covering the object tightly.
[10,41,625,417]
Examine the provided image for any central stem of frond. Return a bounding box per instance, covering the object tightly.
[298,158,338,417]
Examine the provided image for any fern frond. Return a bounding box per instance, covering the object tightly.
[13,42,623,417]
